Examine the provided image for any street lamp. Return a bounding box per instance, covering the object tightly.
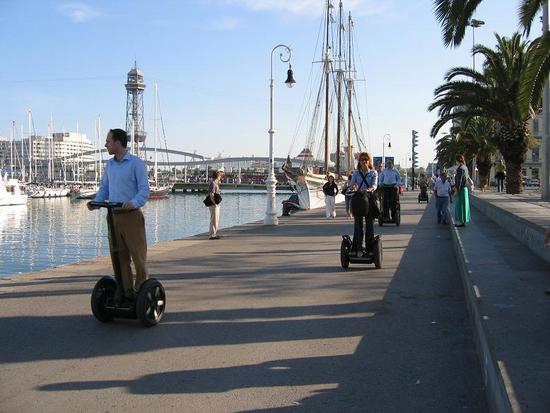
[265,44,295,226]
[382,133,391,165]
[469,18,484,186]
[469,18,485,72]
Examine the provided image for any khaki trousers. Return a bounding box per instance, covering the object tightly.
[209,204,220,237]
[109,209,148,296]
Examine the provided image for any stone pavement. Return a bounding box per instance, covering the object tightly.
[449,189,550,413]
[0,192,487,413]
[1,189,549,412]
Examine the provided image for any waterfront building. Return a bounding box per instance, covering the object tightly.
[2,132,95,182]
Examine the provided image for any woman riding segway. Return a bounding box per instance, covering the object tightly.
[350,152,378,257]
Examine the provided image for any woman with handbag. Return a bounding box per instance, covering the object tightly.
[452,154,471,227]
[207,169,223,239]
[350,152,378,257]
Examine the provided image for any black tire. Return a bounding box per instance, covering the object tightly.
[136,279,166,327]
[91,276,116,323]
[340,240,350,269]
[395,209,401,226]
[374,238,383,269]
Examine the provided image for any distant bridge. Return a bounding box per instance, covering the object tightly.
[60,147,304,168]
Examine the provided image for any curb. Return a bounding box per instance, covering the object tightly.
[448,205,515,413]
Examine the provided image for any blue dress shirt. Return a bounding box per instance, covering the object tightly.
[351,169,378,191]
[380,168,401,185]
[94,151,150,208]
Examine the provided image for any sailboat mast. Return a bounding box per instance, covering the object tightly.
[98,115,102,180]
[347,12,354,175]
[154,83,158,186]
[336,0,343,177]
[324,0,331,175]
[10,121,14,177]
[47,117,52,182]
[28,109,34,183]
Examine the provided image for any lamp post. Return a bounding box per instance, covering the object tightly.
[469,18,484,187]
[265,44,296,226]
[382,133,391,165]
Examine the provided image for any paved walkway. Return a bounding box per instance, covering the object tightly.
[449,189,550,413]
[0,192,487,413]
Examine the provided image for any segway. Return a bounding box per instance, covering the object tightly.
[340,234,383,269]
[418,184,429,203]
[378,184,401,226]
[89,201,166,327]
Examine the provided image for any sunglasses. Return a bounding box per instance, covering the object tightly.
[359,158,368,161]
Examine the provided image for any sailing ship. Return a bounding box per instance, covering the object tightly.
[283,0,369,210]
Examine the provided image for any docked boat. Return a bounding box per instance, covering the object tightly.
[149,185,170,199]
[75,186,98,199]
[282,0,369,210]
[0,176,28,206]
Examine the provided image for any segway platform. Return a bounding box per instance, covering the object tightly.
[340,234,383,269]
[378,186,401,226]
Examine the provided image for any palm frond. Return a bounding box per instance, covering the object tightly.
[433,0,483,47]
[521,31,550,111]
[519,0,544,36]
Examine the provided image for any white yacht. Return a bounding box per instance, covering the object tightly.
[0,176,28,206]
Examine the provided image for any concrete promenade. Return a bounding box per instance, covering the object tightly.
[450,190,550,413]
[0,192,488,413]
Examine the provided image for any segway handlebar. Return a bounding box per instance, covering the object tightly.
[88,201,124,209]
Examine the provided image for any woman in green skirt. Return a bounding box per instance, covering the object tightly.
[453,154,470,227]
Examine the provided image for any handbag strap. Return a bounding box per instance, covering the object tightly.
[358,171,370,190]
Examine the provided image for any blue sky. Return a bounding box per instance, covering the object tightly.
[0,0,538,168]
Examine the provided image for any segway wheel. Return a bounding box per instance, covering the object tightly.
[91,276,116,323]
[374,238,383,269]
[395,209,401,226]
[340,239,350,269]
[136,279,166,327]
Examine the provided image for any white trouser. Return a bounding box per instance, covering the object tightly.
[209,204,220,236]
[325,195,336,218]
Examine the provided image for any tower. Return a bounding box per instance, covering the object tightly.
[125,62,146,157]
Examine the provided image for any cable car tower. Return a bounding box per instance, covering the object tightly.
[125,62,146,157]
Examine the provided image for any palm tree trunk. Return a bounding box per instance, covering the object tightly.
[476,156,492,191]
[497,124,529,194]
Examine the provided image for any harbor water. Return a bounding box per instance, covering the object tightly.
[0,192,289,278]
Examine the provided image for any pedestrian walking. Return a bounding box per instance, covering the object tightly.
[88,128,150,303]
[453,154,471,227]
[434,171,452,224]
[342,174,353,219]
[323,174,339,218]
[350,152,378,257]
[208,169,223,239]
[495,160,506,192]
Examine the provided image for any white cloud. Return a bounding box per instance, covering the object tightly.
[59,3,100,23]
[224,0,392,17]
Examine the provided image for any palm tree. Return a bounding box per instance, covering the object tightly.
[433,0,544,47]
[458,117,496,190]
[435,117,496,190]
[429,33,536,193]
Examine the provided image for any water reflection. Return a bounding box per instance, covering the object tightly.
[0,193,287,277]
